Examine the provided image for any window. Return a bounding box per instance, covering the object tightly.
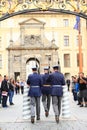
[64,54,70,67]
[64,35,69,46]
[77,53,83,67]
[0,55,2,68]
[76,35,79,46]
[75,35,82,46]
[63,19,69,27]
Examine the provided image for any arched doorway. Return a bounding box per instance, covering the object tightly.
[26,57,40,78]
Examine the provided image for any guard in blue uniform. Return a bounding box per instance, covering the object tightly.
[50,65,65,123]
[41,67,51,117]
[27,67,42,124]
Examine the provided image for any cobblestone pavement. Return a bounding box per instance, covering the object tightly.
[0,93,87,130]
[0,119,87,130]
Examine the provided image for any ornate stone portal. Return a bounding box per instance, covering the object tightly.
[7,17,58,80]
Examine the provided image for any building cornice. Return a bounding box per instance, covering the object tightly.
[7,46,58,51]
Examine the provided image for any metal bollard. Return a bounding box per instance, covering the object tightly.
[22,86,31,119]
[62,85,70,118]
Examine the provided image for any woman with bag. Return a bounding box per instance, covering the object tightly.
[8,78,15,105]
[1,75,9,108]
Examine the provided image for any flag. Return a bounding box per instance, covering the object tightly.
[74,16,80,31]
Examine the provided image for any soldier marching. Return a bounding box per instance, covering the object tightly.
[27,65,65,124]
[27,66,42,123]
[41,67,51,117]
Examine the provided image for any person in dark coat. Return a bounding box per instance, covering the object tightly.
[8,78,15,105]
[66,79,70,91]
[20,79,25,94]
[0,74,3,106]
[27,67,42,124]
[41,67,51,117]
[50,65,65,123]
[77,72,87,107]
[1,75,9,108]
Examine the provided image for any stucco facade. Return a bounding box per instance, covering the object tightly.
[0,13,87,80]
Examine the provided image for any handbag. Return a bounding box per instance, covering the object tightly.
[2,91,8,96]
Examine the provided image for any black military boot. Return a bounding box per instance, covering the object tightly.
[55,115,59,123]
[45,110,49,117]
[37,115,40,120]
[31,117,35,124]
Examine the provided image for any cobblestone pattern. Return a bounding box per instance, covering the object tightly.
[0,120,87,130]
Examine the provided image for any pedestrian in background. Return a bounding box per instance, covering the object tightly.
[66,79,70,91]
[0,74,3,106]
[1,75,9,108]
[41,67,51,117]
[50,65,65,123]
[71,76,78,101]
[27,67,42,124]
[20,79,25,94]
[15,80,20,94]
[77,72,87,107]
[8,78,15,105]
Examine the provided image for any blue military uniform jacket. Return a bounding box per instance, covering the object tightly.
[50,71,65,96]
[41,73,51,95]
[27,72,42,97]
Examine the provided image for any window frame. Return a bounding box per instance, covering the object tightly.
[64,35,69,46]
[64,53,70,67]
[63,19,69,27]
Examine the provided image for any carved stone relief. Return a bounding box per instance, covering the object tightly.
[24,35,42,45]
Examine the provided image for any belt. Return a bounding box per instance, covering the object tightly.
[31,86,39,88]
[52,85,61,87]
[43,85,51,87]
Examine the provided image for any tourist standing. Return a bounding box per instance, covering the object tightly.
[0,74,3,106]
[8,78,15,105]
[1,75,9,108]
[77,72,87,107]
[66,79,70,91]
[20,79,25,94]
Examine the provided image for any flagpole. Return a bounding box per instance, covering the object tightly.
[78,18,83,72]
